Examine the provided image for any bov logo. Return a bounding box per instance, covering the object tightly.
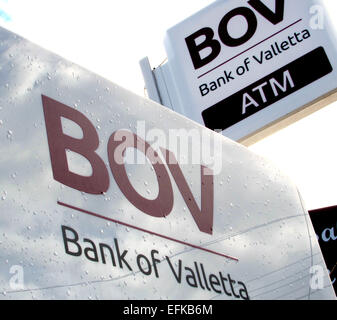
[42,95,218,235]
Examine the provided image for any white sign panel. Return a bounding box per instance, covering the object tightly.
[163,0,337,143]
[0,26,335,300]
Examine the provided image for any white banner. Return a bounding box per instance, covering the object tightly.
[0,26,335,300]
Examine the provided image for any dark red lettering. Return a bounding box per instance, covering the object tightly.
[160,147,214,235]
[42,95,109,194]
[107,130,174,218]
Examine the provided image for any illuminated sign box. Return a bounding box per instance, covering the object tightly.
[143,0,337,145]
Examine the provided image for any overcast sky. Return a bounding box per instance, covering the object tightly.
[0,0,336,210]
